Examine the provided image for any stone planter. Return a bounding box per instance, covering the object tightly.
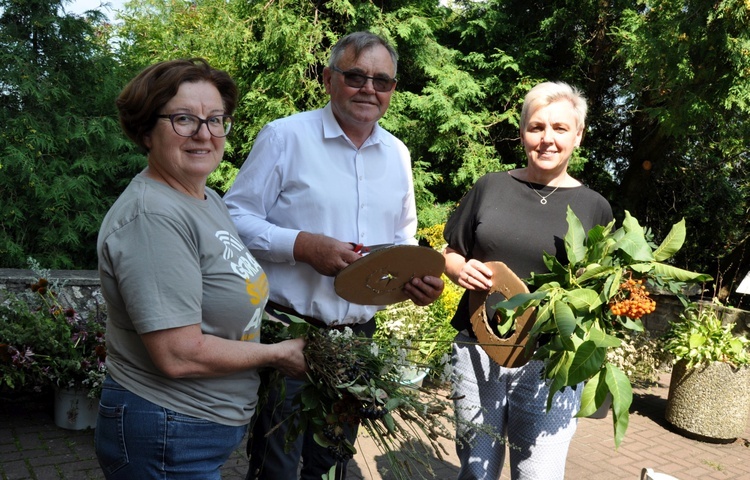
[665,360,750,442]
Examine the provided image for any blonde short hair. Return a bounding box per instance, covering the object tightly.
[520,81,587,133]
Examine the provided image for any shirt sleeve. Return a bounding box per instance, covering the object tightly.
[393,140,419,246]
[443,176,485,259]
[101,213,203,334]
[224,123,300,264]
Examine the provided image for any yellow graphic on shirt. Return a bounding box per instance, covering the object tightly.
[246,273,269,306]
[215,230,268,342]
[240,272,268,340]
[241,331,258,341]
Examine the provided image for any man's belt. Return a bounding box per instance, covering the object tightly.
[266,301,329,328]
[265,301,377,336]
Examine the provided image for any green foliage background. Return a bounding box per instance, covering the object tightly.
[1,0,748,306]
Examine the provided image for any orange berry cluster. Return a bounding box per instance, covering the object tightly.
[608,278,656,319]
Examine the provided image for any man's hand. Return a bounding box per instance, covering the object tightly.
[403,275,445,307]
[293,232,361,276]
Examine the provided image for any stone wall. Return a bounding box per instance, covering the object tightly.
[0,269,105,320]
[641,294,750,336]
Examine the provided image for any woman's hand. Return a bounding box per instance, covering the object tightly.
[443,247,493,291]
[271,337,308,379]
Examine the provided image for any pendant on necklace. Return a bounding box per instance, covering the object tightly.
[527,181,560,205]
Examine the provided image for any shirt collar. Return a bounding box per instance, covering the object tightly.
[321,102,392,148]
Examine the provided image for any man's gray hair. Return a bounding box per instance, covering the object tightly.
[328,31,398,75]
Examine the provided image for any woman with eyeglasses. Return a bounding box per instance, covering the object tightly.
[94,58,307,480]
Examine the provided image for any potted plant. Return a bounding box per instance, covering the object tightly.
[0,268,107,429]
[662,300,750,442]
[0,293,53,396]
[374,265,462,386]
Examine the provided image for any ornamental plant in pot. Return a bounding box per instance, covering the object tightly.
[662,300,750,442]
[0,261,107,429]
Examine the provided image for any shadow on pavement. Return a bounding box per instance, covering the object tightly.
[369,438,459,480]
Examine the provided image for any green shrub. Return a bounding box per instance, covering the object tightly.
[663,300,750,369]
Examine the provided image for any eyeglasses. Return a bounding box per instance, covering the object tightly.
[157,113,234,138]
[331,66,397,92]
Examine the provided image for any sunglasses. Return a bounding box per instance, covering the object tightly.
[331,66,397,92]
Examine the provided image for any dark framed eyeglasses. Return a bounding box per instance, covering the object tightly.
[157,113,234,138]
[331,66,397,92]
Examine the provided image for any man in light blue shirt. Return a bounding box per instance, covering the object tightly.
[224,31,444,480]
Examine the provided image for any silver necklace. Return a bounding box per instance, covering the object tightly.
[527,182,560,205]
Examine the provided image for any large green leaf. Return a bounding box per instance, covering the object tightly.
[545,351,573,410]
[577,370,610,418]
[651,263,713,282]
[567,341,606,385]
[492,291,546,311]
[605,364,633,448]
[565,288,602,312]
[621,211,644,236]
[529,301,554,336]
[652,218,686,262]
[587,324,622,348]
[576,264,615,284]
[602,269,623,301]
[586,221,615,245]
[577,373,601,417]
[553,300,576,337]
[614,230,654,262]
[564,206,587,265]
[629,263,656,274]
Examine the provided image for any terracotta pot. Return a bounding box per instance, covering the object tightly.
[665,360,750,442]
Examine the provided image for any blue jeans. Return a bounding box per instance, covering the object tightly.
[95,376,247,480]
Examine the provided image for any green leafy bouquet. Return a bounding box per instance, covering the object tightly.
[494,207,711,447]
[260,317,496,480]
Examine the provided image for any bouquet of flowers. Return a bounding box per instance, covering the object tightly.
[260,317,496,480]
[492,207,711,447]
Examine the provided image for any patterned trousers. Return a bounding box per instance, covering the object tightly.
[452,331,581,480]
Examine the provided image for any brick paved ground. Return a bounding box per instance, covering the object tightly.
[2,371,748,480]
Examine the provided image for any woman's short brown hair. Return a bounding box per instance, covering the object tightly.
[116,58,238,151]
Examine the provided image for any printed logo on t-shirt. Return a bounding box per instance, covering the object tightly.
[215,230,267,340]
